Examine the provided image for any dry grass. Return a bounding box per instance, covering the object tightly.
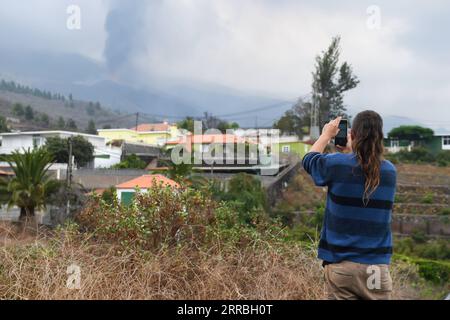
[0,222,326,300]
[0,222,421,300]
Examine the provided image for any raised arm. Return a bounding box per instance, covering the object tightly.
[310,116,342,154]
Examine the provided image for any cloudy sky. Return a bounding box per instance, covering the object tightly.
[0,0,449,129]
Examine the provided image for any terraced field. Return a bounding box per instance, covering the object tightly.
[278,163,450,239]
[393,165,450,238]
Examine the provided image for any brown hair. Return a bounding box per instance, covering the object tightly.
[351,110,384,205]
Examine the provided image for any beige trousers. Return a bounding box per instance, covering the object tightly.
[324,260,392,300]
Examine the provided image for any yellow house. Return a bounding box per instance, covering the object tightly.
[98,122,180,146]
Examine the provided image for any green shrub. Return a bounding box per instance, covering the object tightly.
[397,147,435,163]
[112,154,147,169]
[439,207,450,216]
[394,254,450,284]
[421,193,434,204]
[77,183,283,252]
[436,151,450,166]
[411,229,428,243]
[395,237,450,260]
[415,259,450,284]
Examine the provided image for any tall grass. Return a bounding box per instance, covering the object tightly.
[0,184,419,300]
[0,222,325,299]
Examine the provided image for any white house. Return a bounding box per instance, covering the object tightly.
[0,131,122,168]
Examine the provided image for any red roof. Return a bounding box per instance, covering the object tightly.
[116,174,179,189]
[0,170,14,176]
[130,123,171,132]
[166,134,247,145]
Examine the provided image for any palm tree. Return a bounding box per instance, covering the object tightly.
[0,148,60,223]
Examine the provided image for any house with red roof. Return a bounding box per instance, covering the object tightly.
[116,174,179,205]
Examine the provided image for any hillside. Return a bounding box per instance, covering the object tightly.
[0,87,141,132]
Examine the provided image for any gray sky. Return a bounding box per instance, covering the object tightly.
[0,0,449,129]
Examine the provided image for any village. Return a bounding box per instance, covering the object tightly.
[0,1,449,302]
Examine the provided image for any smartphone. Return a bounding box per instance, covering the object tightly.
[334,119,348,147]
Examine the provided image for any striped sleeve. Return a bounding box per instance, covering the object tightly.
[302,152,332,187]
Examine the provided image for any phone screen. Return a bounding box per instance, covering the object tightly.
[335,119,348,147]
[337,120,347,138]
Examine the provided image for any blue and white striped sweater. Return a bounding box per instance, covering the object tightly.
[302,152,397,265]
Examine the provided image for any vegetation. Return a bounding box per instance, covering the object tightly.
[209,173,267,223]
[0,148,60,221]
[386,148,450,166]
[85,120,97,135]
[0,115,9,132]
[273,36,359,135]
[177,114,239,133]
[0,79,67,101]
[388,126,434,144]
[112,154,147,170]
[44,136,94,168]
[273,109,306,137]
[0,179,429,299]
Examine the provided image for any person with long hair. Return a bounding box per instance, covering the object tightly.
[302,110,396,300]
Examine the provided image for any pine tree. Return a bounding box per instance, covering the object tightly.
[86,120,97,134]
[312,36,359,129]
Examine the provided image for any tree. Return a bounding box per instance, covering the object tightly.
[112,154,147,169]
[57,117,65,129]
[86,102,96,116]
[164,160,193,183]
[45,136,94,168]
[0,116,9,133]
[221,173,267,221]
[39,113,50,126]
[24,105,34,120]
[66,118,77,131]
[86,120,97,134]
[0,148,60,222]
[388,126,434,146]
[273,109,303,137]
[12,103,24,117]
[312,36,359,129]
[177,117,196,133]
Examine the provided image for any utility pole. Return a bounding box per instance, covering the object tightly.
[255,116,260,166]
[135,112,139,131]
[66,137,73,218]
[310,94,320,140]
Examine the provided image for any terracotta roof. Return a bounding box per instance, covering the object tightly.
[0,170,14,176]
[166,134,247,145]
[116,174,179,189]
[130,123,171,132]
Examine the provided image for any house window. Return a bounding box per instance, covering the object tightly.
[443,136,450,145]
[282,145,290,153]
[32,135,42,148]
[390,140,399,148]
[443,136,450,150]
